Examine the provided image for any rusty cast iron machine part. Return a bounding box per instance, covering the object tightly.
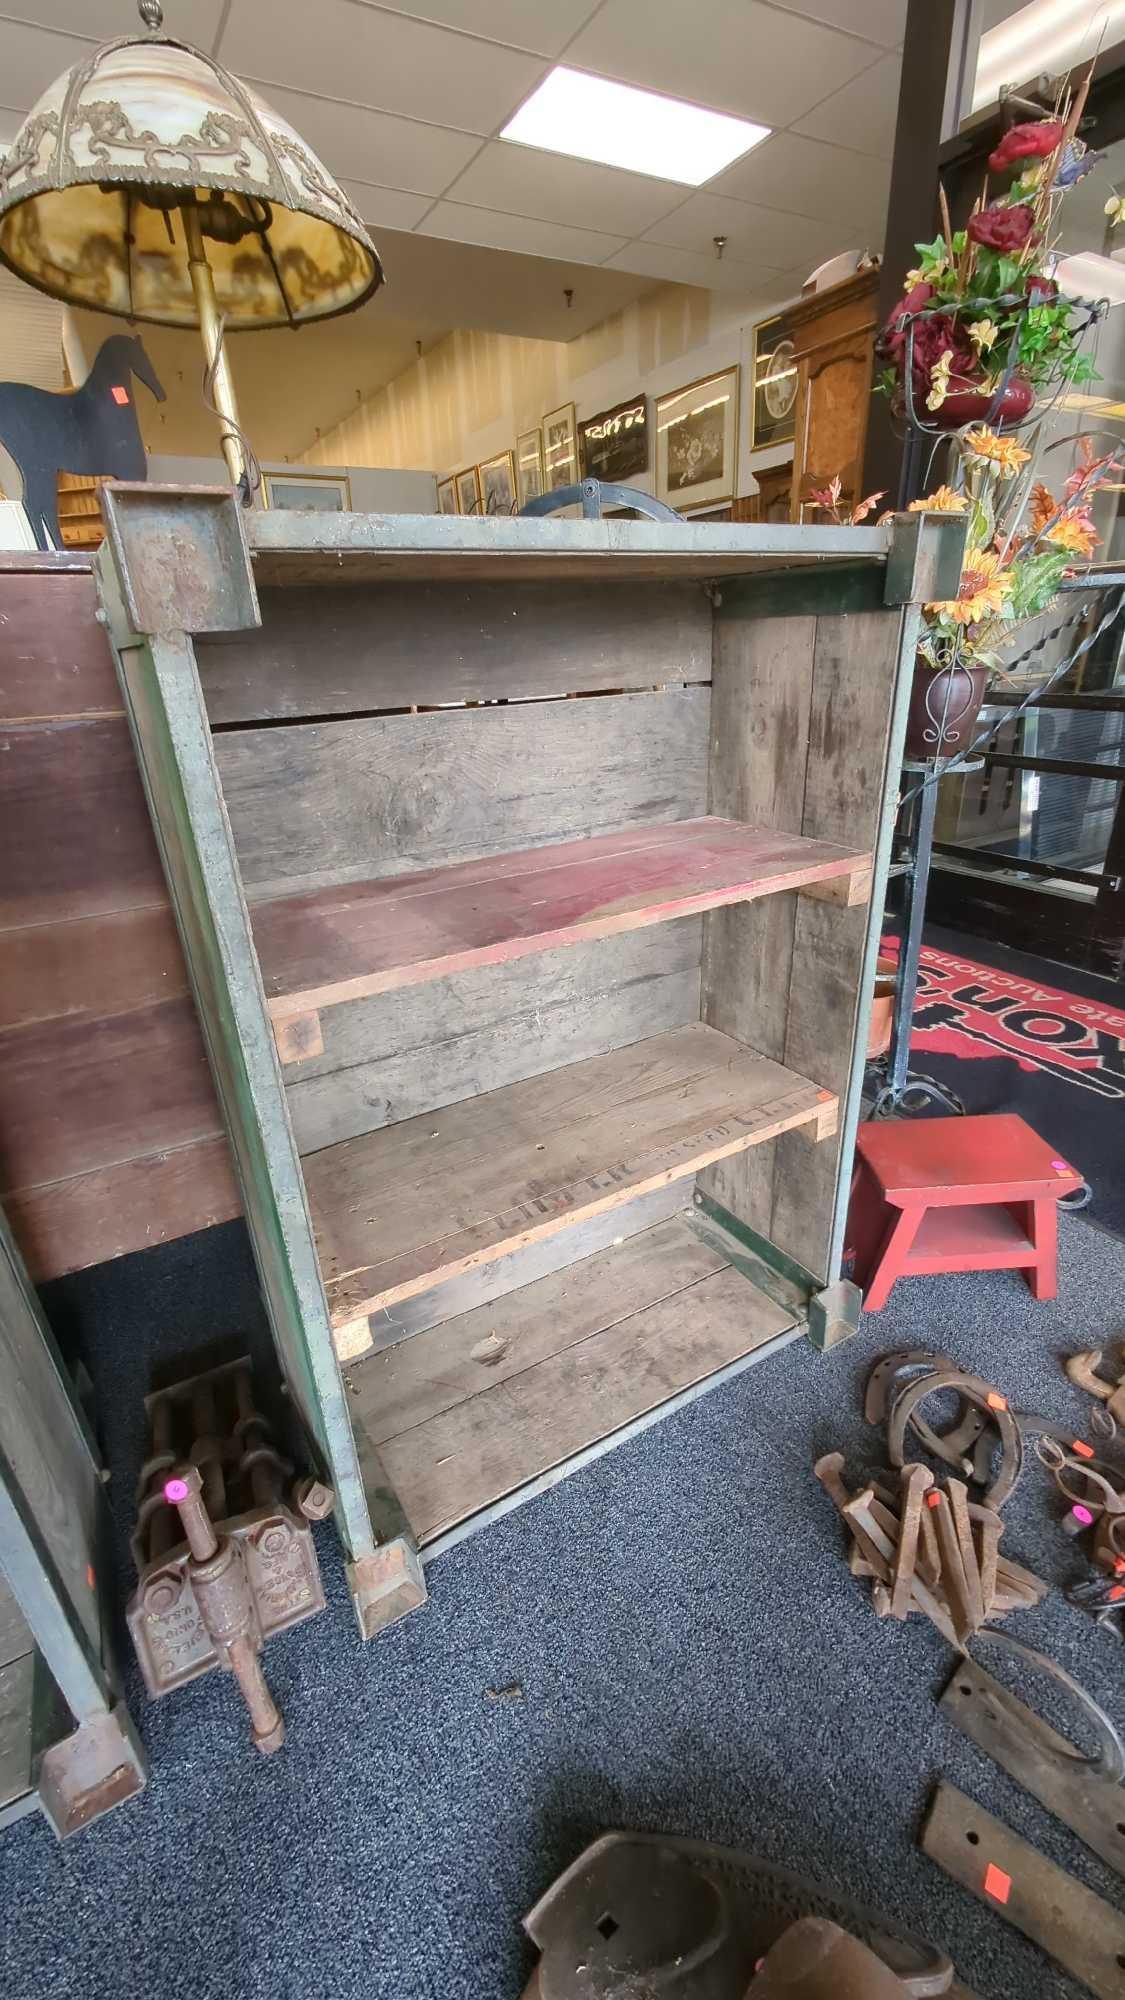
[127,1357,334,1754]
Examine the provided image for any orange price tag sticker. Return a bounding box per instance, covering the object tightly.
[1072,1439,1095,1460]
[986,1391,1008,1411]
[983,1863,1012,1905]
[85,1564,96,1590]
[926,1491,943,1509]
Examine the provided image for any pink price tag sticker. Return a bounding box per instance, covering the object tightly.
[983,1862,1012,1906]
[1051,1160,1073,1174]
[163,1477,190,1504]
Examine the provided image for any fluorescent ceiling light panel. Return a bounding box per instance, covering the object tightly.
[1055,250,1125,304]
[500,67,769,185]
[973,1,1125,111]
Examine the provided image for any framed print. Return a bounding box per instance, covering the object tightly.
[262,470,351,511]
[541,401,578,490]
[455,465,481,516]
[579,394,648,483]
[516,427,544,508]
[479,448,516,515]
[437,476,457,516]
[750,311,798,451]
[655,367,739,512]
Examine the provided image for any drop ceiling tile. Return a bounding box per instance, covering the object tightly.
[604,239,775,295]
[419,201,626,264]
[0,19,90,108]
[643,189,852,271]
[261,83,481,194]
[350,0,602,56]
[565,0,875,127]
[223,0,544,134]
[0,0,226,42]
[794,52,902,158]
[764,0,907,47]
[712,132,890,235]
[339,179,436,230]
[444,142,686,237]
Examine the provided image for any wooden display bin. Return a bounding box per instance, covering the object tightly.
[89,487,961,1639]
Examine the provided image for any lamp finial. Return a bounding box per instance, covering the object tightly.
[138,0,164,32]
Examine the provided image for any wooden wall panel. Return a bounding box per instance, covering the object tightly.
[288,923,703,1154]
[0,567,237,1284]
[217,688,711,899]
[698,615,816,1238]
[199,580,711,723]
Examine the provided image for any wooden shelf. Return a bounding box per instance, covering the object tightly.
[306,1022,837,1356]
[347,1211,796,1546]
[252,817,871,1058]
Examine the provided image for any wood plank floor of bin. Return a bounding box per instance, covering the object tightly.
[307,1021,837,1356]
[346,1212,796,1548]
[250,817,870,1057]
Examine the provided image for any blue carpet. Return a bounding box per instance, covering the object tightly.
[3,1211,1125,1999]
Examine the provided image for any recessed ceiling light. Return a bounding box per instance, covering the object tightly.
[500,67,769,186]
[972,1,1125,112]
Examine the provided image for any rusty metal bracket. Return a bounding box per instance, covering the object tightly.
[921,1780,1125,1999]
[37,1704,146,1839]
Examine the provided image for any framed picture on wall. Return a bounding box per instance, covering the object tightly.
[437,475,457,515]
[542,402,578,490]
[750,311,798,451]
[655,367,739,512]
[579,394,648,483]
[479,449,516,515]
[455,465,481,515]
[515,428,544,508]
[262,470,351,511]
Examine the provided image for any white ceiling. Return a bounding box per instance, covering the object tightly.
[0,0,903,304]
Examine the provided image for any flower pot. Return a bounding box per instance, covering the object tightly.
[929,375,1035,430]
[867,955,898,1060]
[906,656,990,759]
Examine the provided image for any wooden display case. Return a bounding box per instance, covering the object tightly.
[91,488,961,1637]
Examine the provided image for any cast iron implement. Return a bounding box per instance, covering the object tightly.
[520,1830,956,1997]
[127,1357,334,1754]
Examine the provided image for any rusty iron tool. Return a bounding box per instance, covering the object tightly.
[926,1490,976,1645]
[941,1641,1125,1874]
[751,1917,915,1997]
[968,1504,1002,1620]
[890,1465,933,1620]
[921,1780,1125,1999]
[842,1488,959,1646]
[164,1464,284,1755]
[867,1351,989,1472]
[887,1372,1022,1510]
[127,1356,333,1746]
[946,1479,985,1632]
[814,1453,892,1580]
[1067,1349,1125,1429]
[1035,1435,1125,1519]
[992,1553,1047,1604]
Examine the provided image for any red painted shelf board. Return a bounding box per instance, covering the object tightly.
[250,816,870,1019]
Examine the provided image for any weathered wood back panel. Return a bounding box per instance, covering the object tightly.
[216,688,711,900]
[0,566,238,1282]
[197,580,711,722]
[700,601,905,1280]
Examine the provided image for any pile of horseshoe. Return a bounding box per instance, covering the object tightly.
[815,1346,1125,1648]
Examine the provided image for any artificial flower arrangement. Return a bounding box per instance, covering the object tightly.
[877,71,1102,429]
[810,426,1114,753]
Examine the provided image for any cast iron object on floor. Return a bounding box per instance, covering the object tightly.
[126,1357,333,1754]
[940,1637,1125,1876]
[519,1830,956,1997]
[751,1917,916,1996]
[921,1780,1125,2000]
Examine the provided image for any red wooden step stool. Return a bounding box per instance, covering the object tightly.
[847,1113,1081,1312]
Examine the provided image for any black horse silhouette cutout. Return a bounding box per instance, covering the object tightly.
[0,333,165,549]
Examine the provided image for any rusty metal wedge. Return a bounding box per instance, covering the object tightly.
[1066,1350,1117,1401]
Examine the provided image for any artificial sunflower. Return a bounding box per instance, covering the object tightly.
[926,549,1014,626]
[1044,512,1098,557]
[962,427,1033,477]
[907,485,968,513]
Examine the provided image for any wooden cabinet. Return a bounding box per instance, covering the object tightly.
[78,491,960,1640]
[785,268,881,520]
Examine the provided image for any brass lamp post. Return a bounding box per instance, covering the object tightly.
[0,0,383,487]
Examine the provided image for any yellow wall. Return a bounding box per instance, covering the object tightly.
[300,280,795,499]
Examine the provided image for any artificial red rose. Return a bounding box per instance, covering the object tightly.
[967,201,1036,252]
[988,119,1063,175]
[882,279,934,357]
[1027,273,1059,305]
